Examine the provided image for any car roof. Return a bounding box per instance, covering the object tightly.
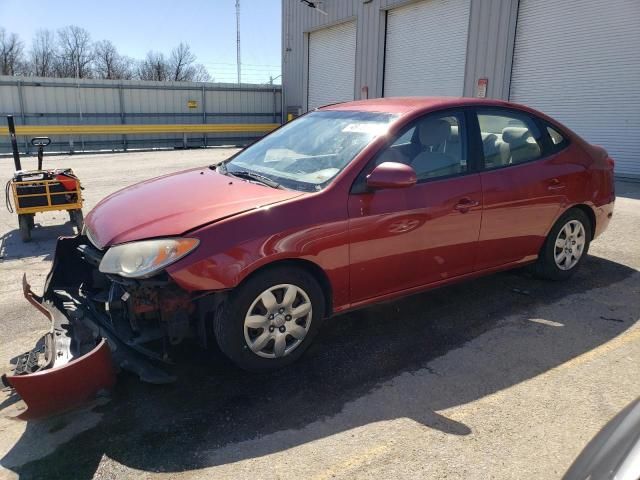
[319,96,523,115]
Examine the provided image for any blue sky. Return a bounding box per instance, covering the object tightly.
[0,0,282,84]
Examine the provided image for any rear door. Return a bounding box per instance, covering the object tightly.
[474,108,575,270]
[348,110,482,304]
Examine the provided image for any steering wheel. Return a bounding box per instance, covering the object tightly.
[30,137,51,147]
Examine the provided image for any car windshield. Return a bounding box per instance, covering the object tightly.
[222,110,399,191]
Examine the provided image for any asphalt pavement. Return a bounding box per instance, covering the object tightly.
[0,149,638,480]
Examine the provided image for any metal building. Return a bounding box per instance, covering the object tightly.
[282,0,640,178]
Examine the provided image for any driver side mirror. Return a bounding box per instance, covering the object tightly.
[366,162,417,190]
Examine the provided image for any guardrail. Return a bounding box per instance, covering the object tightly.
[0,123,280,136]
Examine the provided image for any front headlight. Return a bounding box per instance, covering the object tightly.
[99,238,199,278]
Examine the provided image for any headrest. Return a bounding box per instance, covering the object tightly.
[449,125,459,141]
[418,119,451,146]
[502,127,531,145]
[481,132,497,143]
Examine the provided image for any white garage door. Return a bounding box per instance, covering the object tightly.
[307,21,356,110]
[510,0,640,178]
[383,0,471,97]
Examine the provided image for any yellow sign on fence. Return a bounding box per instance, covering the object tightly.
[187,100,198,109]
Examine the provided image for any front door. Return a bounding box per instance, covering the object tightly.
[348,110,482,304]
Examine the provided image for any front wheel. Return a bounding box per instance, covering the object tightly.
[533,208,592,281]
[18,214,32,242]
[213,266,325,371]
[69,209,84,232]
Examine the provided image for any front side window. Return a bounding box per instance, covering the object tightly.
[372,113,467,181]
[223,110,398,191]
[477,110,543,168]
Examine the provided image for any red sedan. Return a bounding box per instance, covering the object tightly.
[5,97,615,413]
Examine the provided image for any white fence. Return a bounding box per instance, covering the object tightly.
[0,75,282,154]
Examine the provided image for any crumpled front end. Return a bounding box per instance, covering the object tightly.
[3,235,211,418]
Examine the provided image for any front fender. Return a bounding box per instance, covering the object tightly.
[167,206,351,310]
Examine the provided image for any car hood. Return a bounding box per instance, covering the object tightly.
[85,167,303,248]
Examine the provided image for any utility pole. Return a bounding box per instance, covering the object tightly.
[236,0,241,84]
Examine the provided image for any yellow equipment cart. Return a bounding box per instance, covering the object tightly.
[5,116,84,242]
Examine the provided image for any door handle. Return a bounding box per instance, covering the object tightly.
[547,178,566,191]
[454,198,480,213]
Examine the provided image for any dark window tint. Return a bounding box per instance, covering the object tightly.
[477,110,543,168]
[374,113,467,181]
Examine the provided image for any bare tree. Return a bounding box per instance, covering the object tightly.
[0,27,212,82]
[117,56,136,80]
[93,40,133,79]
[29,29,57,77]
[191,63,211,82]
[56,25,93,78]
[168,42,197,81]
[137,51,169,81]
[166,43,211,82]
[0,28,26,75]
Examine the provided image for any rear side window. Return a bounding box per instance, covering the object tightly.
[547,126,565,145]
[477,110,543,168]
[543,124,571,154]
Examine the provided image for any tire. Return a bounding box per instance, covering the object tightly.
[533,208,592,281]
[18,214,32,242]
[214,266,326,371]
[69,209,84,232]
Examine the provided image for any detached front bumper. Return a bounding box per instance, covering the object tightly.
[1,276,115,419]
[2,236,176,418]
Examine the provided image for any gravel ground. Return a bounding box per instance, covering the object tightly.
[0,149,638,480]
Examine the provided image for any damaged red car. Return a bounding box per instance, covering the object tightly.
[4,97,615,416]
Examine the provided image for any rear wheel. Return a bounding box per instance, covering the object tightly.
[18,214,32,242]
[533,208,592,281]
[213,266,325,370]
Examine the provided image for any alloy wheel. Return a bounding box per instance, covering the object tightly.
[243,283,313,358]
[554,219,586,270]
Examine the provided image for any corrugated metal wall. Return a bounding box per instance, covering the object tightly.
[509,0,640,178]
[383,0,471,96]
[0,76,282,154]
[282,0,518,113]
[464,0,519,100]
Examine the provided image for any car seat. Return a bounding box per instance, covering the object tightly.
[411,119,460,178]
[502,127,541,164]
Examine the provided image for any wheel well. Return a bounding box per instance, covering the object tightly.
[571,204,596,239]
[241,259,334,316]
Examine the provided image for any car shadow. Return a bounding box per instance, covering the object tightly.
[0,222,75,261]
[2,255,638,479]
